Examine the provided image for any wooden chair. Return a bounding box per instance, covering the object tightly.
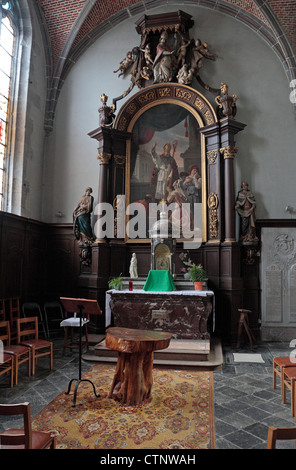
[267,426,296,449]
[7,297,21,342]
[16,316,53,376]
[0,351,13,387]
[0,321,31,385]
[22,302,49,339]
[0,402,56,449]
[0,299,6,322]
[282,366,296,417]
[43,301,64,337]
[273,356,296,401]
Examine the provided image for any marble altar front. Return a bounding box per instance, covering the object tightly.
[106,289,214,341]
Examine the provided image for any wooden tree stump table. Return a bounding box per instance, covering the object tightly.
[105,327,172,406]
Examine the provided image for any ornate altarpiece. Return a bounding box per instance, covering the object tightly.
[80,11,259,343]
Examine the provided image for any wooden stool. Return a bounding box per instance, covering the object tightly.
[236,309,256,348]
[283,367,296,417]
[273,357,296,401]
[105,327,172,406]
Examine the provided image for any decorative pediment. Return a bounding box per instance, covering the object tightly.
[114,83,217,132]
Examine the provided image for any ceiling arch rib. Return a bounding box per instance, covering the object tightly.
[34,0,296,133]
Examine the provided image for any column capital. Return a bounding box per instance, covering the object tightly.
[97,152,111,164]
[220,145,238,159]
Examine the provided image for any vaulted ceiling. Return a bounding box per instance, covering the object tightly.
[32,0,296,131]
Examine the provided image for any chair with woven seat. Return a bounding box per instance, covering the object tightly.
[0,402,56,449]
[0,321,31,385]
[273,356,296,401]
[0,351,14,387]
[16,316,53,376]
[267,426,296,449]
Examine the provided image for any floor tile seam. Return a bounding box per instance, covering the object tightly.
[220,426,267,446]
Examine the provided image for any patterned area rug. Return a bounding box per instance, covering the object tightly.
[32,364,215,449]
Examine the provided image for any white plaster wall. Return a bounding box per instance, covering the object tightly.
[41,4,296,225]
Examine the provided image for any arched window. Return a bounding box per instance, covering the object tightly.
[0,1,15,210]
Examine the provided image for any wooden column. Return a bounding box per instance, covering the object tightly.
[88,126,113,241]
[220,145,237,242]
[199,122,222,242]
[219,118,246,243]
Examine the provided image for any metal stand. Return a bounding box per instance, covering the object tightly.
[60,298,102,407]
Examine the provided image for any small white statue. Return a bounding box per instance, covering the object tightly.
[129,253,138,278]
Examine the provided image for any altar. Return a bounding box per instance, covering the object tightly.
[106,289,214,343]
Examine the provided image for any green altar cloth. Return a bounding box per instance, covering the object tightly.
[143,270,176,292]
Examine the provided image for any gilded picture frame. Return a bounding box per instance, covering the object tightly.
[124,99,207,244]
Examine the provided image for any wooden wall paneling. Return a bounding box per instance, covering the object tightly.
[203,244,220,290]
[77,242,110,332]
[45,224,80,301]
[23,220,46,302]
[0,213,26,300]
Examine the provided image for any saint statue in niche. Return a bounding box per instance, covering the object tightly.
[153,31,176,83]
[235,181,258,244]
[73,187,94,243]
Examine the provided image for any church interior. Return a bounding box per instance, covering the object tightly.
[1,0,296,452]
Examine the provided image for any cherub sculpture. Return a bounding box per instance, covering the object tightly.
[113,51,134,77]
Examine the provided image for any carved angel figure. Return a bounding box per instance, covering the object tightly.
[176,64,194,85]
[113,51,134,77]
[191,39,217,70]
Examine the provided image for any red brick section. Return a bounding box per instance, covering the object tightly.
[226,0,269,25]
[71,0,140,50]
[39,0,87,70]
[39,0,296,72]
[268,0,296,53]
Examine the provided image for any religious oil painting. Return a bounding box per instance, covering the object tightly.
[128,103,203,240]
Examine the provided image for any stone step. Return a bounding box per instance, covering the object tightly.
[82,336,223,368]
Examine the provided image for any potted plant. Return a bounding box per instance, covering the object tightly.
[188,264,206,290]
[108,274,123,291]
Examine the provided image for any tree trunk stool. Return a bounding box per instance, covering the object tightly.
[236,309,256,348]
[105,327,172,406]
[273,357,296,401]
[282,367,296,417]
